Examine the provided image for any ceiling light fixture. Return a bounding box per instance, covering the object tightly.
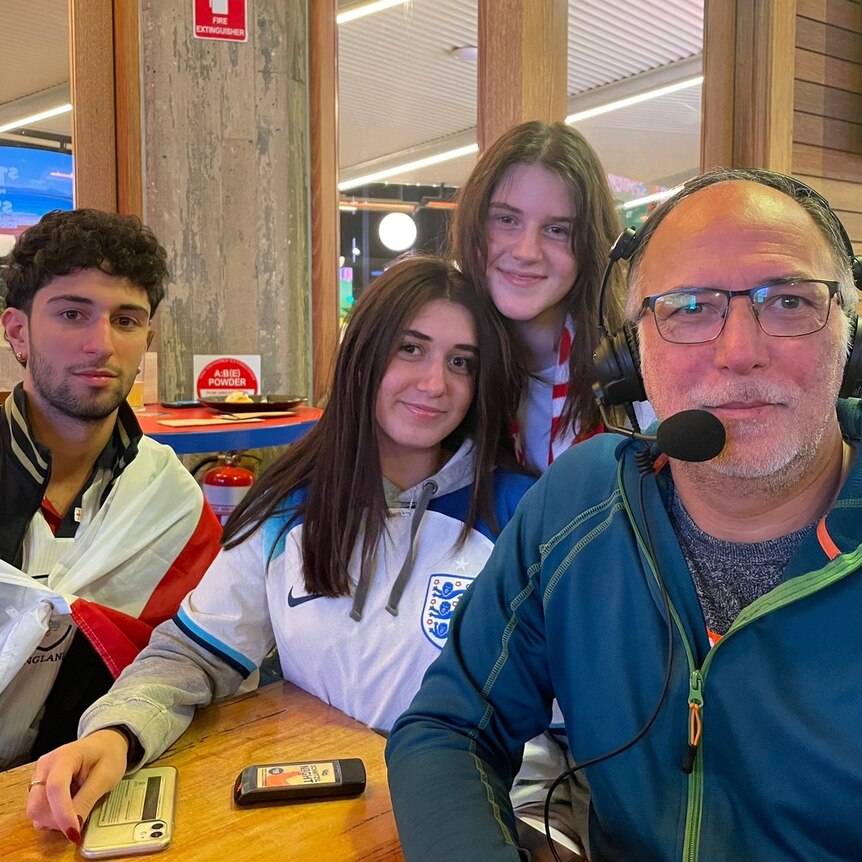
[378,212,417,252]
[340,74,702,191]
[565,76,702,124]
[0,103,73,135]
[449,45,478,62]
[421,199,458,210]
[337,0,410,24]
[338,143,479,192]
[620,185,684,211]
[339,198,415,213]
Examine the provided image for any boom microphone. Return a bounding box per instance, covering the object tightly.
[654,410,726,462]
[600,408,726,463]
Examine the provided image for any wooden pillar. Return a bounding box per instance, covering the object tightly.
[477,0,568,151]
[701,0,796,172]
[69,0,117,210]
[309,0,340,405]
[114,0,144,217]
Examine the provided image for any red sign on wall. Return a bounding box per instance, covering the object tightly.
[196,357,259,398]
[193,0,248,43]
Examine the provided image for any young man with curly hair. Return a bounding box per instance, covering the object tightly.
[0,209,221,774]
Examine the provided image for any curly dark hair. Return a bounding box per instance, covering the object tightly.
[1,209,169,314]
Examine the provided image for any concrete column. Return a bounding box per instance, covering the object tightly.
[141,0,311,401]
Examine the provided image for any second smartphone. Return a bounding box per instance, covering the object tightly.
[234,758,366,806]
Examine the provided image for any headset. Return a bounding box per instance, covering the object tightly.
[593,173,862,413]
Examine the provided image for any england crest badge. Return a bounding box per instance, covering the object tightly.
[422,574,473,649]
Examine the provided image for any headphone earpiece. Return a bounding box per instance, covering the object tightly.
[593,174,862,410]
[593,322,646,407]
[609,226,639,264]
[593,226,645,410]
[839,314,862,399]
[851,255,862,293]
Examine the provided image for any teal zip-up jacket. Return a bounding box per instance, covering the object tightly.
[387,400,862,862]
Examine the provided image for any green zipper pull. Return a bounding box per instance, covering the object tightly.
[682,669,704,774]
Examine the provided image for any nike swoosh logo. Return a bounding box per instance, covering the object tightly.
[287,587,324,607]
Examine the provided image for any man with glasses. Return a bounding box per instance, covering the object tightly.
[386,169,862,861]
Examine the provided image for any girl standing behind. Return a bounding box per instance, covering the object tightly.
[452,120,649,473]
[27,256,534,841]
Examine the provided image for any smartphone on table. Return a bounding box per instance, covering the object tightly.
[80,766,177,858]
[233,758,366,806]
[159,400,200,409]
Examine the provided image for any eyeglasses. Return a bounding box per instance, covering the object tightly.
[639,278,841,344]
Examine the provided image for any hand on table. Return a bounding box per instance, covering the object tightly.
[26,728,130,844]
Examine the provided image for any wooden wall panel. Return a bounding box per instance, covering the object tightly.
[797,0,862,31]
[794,111,862,152]
[797,14,862,61]
[141,1,311,402]
[795,141,862,182]
[796,48,862,90]
[796,175,862,213]
[840,211,862,245]
[793,0,862,256]
[795,79,862,121]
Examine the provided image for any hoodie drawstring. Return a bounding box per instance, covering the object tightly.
[384,478,438,617]
[349,479,439,622]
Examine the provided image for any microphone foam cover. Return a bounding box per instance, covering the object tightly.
[655,410,726,462]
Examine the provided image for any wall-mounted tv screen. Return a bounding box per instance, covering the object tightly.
[0,145,74,248]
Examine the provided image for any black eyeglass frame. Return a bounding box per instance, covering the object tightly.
[638,278,842,344]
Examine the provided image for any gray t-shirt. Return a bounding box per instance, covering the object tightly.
[668,486,814,635]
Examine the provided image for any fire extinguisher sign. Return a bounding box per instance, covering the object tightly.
[194,354,261,399]
[193,0,248,43]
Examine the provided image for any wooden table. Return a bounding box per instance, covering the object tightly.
[136,405,323,454]
[0,682,404,861]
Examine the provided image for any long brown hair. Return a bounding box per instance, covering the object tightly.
[451,120,624,437]
[222,255,522,597]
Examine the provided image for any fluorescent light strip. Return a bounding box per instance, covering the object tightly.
[566,76,703,124]
[621,185,684,211]
[339,143,478,191]
[339,75,702,190]
[0,103,73,135]
[337,0,410,24]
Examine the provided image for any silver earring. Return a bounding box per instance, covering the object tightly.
[15,352,25,362]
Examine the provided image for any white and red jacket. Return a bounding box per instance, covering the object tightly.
[0,387,221,767]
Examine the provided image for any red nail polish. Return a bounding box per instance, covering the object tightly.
[66,827,81,844]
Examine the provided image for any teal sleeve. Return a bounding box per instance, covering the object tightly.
[386,479,556,862]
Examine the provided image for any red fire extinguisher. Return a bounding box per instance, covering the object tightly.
[202,452,255,526]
